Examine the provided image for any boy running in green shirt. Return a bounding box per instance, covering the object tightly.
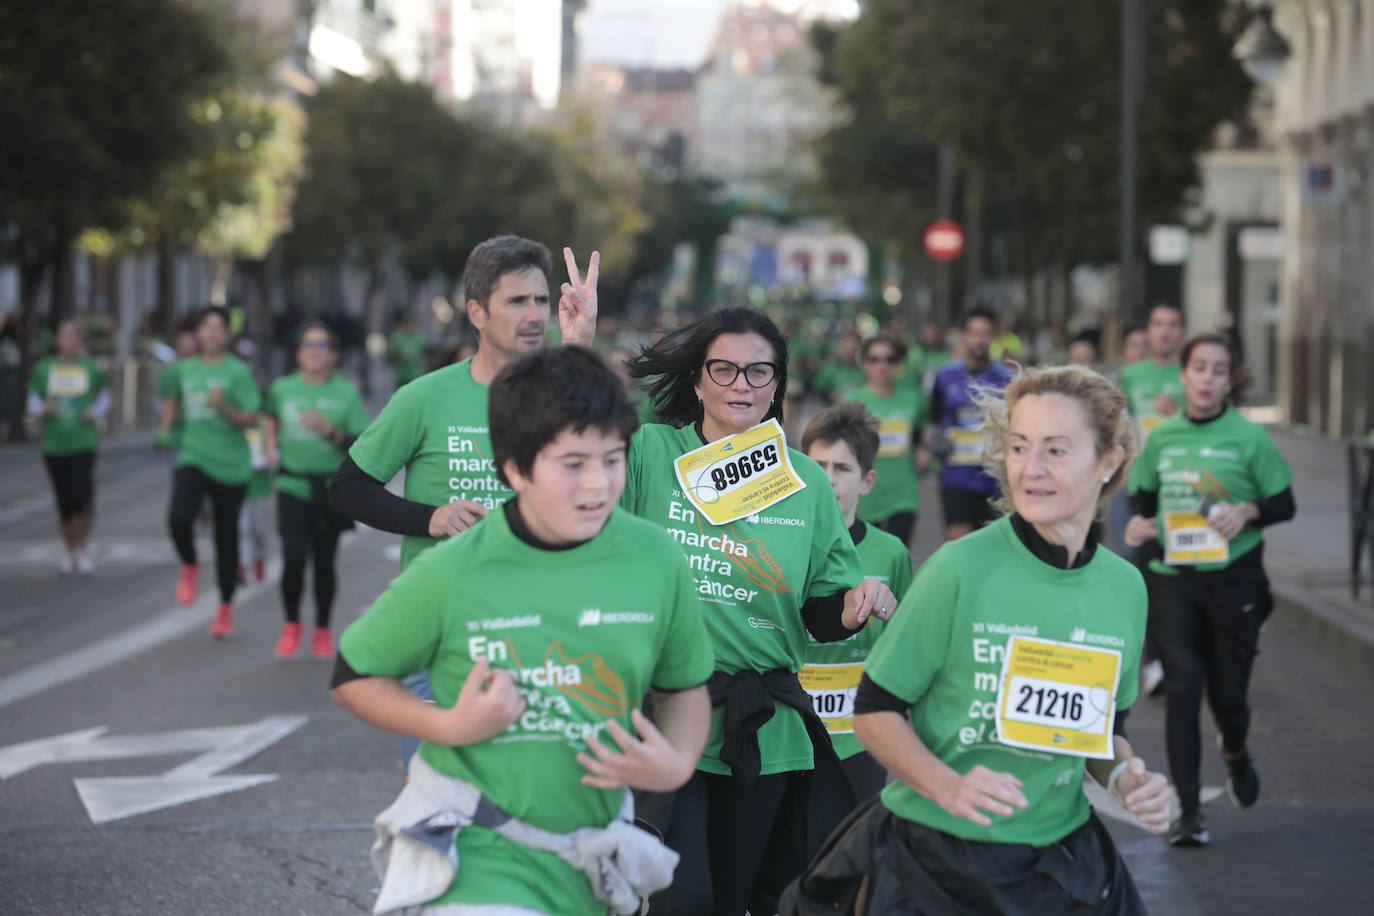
[332,346,713,915]
[799,402,914,835]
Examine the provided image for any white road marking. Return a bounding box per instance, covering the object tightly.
[0,715,307,824]
[0,494,55,525]
[0,537,213,568]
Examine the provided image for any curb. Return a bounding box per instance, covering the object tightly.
[1270,579,1374,673]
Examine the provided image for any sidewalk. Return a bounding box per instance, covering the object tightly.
[1261,424,1374,670]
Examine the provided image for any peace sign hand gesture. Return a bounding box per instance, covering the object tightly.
[559,247,599,346]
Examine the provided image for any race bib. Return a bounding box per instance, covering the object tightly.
[1139,415,1162,438]
[48,365,89,398]
[246,428,268,469]
[673,418,807,526]
[1164,511,1229,565]
[947,428,984,466]
[995,636,1120,759]
[798,662,864,735]
[877,419,910,458]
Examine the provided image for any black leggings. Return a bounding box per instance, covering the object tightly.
[1150,557,1272,812]
[876,512,917,547]
[810,750,888,853]
[277,491,342,628]
[648,769,803,916]
[168,466,246,603]
[43,451,97,520]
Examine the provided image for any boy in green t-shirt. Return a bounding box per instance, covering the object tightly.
[799,402,914,834]
[332,346,713,915]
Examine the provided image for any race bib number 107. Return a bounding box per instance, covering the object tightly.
[673,419,807,526]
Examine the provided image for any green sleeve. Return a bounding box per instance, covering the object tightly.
[233,364,262,411]
[803,484,863,600]
[265,380,282,420]
[156,364,180,398]
[865,546,959,703]
[349,382,424,483]
[344,387,370,435]
[618,428,647,513]
[338,547,447,677]
[1249,428,1294,498]
[891,548,914,601]
[1127,428,1160,495]
[650,544,716,690]
[1113,569,1147,712]
[91,361,108,395]
[27,360,47,397]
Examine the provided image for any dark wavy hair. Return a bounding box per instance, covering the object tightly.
[627,307,789,428]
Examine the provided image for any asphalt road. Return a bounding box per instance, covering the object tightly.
[1,445,1371,914]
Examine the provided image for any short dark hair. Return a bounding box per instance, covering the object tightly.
[802,401,880,474]
[489,346,639,487]
[1122,324,1145,341]
[627,307,789,428]
[462,235,553,311]
[1149,302,1184,320]
[1180,332,1250,405]
[298,318,340,352]
[861,334,908,362]
[963,305,999,330]
[196,305,231,329]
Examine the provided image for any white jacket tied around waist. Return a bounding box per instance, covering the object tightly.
[370,755,679,915]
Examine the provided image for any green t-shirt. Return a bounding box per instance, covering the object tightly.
[844,385,927,519]
[620,423,864,776]
[245,426,273,501]
[802,521,913,759]
[865,516,1145,846]
[339,505,714,914]
[171,356,261,485]
[28,356,107,455]
[1119,359,1183,441]
[1128,406,1293,575]
[348,358,511,569]
[267,372,370,503]
[814,363,864,401]
[156,361,184,446]
[389,329,428,388]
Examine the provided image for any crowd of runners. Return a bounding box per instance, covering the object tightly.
[26,232,1296,913]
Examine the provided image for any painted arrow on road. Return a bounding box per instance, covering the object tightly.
[0,715,307,824]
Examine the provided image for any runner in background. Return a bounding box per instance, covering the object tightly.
[624,307,895,916]
[813,330,863,405]
[1119,325,1149,372]
[329,236,599,766]
[264,321,369,660]
[927,306,1014,541]
[1125,333,1295,848]
[845,335,928,548]
[800,402,914,840]
[27,319,109,576]
[910,320,951,390]
[159,305,261,638]
[331,346,713,915]
[153,324,198,453]
[238,414,272,585]
[784,365,1173,915]
[387,314,427,390]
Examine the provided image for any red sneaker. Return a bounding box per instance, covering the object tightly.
[311,627,334,659]
[176,564,200,605]
[210,603,234,639]
[254,559,266,582]
[275,622,302,659]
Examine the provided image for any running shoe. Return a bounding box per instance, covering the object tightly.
[311,627,334,660]
[58,553,76,576]
[1168,809,1211,848]
[176,564,200,605]
[253,559,266,582]
[76,551,95,576]
[275,622,302,659]
[210,602,234,639]
[1219,736,1261,808]
[1141,659,1165,697]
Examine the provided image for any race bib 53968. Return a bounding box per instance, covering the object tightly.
[673,419,807,526]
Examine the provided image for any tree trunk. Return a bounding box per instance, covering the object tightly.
[156,233,177,338]
[359,263,382,398]
[7,255,49,441]
[49,240,75,330]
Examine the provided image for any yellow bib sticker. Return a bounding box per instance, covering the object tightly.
[797,662,864,735]
[995,636,1120,759]
[246,428,269,470]
[877,419,910,458]
[1164,511,1229,565]
[48,364,90,398]
[673,419,807,526]
[947,428,984,466]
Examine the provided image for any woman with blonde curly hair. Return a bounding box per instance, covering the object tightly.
[783,365,1176,915]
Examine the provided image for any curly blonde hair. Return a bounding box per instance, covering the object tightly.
[975,365,1138,518]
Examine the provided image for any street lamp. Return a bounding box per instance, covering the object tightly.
[1235,3,1291,86]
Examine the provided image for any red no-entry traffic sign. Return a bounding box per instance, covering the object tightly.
[924,220,965,262]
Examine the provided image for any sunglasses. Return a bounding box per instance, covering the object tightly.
[864,354,901,364]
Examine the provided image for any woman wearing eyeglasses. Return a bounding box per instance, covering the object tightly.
[263,321,370,660]
[844,334,929,548]
[621,308,897,916]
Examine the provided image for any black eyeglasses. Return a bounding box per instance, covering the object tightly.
[864,354,901,364]
[703,359,778,388]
